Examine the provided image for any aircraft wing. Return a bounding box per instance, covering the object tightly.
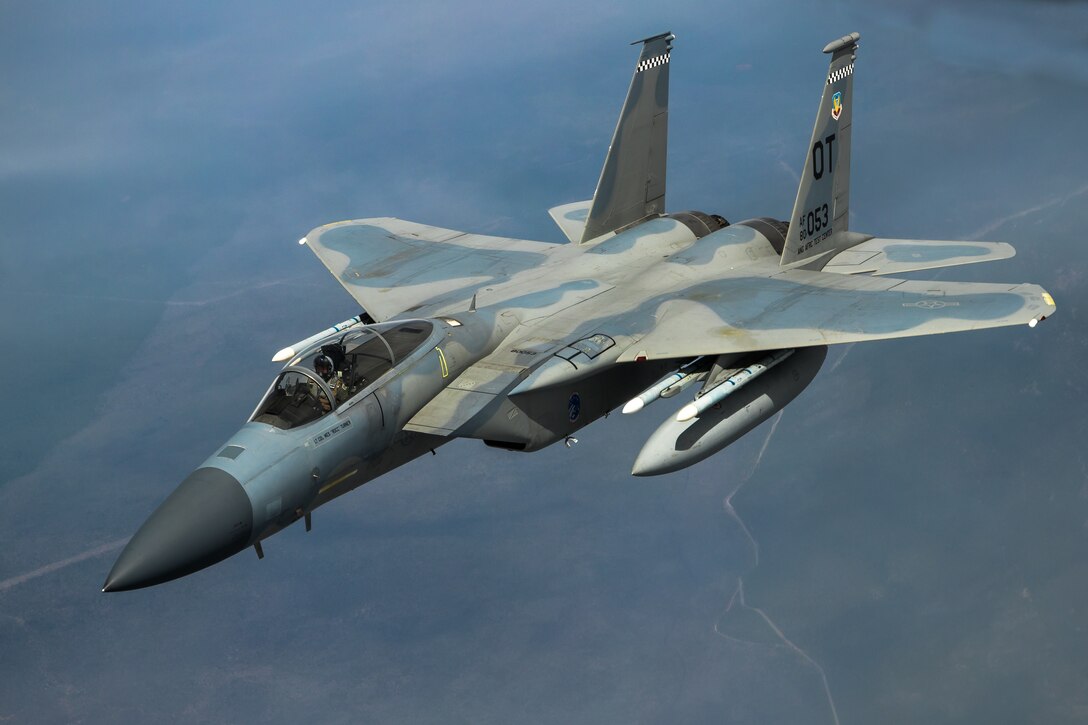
[302,218,560,321]
[824,238,1015,276]
[617,269,1056,361]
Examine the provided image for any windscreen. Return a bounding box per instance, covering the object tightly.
[309,321,435,409]
[252,371,331,430]
[270,320,436,415]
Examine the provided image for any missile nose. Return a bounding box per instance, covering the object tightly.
[103,468,253,592]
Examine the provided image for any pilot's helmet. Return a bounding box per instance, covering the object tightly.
[313,355,334,381]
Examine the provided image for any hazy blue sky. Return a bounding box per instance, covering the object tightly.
[1,1,1086,722]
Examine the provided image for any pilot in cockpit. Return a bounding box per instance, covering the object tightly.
[313,354,348,409]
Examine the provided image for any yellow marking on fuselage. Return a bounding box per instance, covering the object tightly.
[319,468,358,495]
[1042,291,1055,307]
[436,346,449,378]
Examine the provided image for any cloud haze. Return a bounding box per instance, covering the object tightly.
[1,1,1085,722]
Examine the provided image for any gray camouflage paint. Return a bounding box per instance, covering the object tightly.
[581,31,673,242]
[781,32,859,266]
[105,30,1056,591]
[823,239,1016,275]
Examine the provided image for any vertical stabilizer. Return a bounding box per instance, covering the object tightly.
[580,32,673,243]
[780,32,861,267]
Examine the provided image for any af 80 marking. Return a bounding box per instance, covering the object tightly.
[797,203,830,243]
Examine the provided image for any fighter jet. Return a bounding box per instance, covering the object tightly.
[104,31,1055,591]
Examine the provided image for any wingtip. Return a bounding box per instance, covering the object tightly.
[1027,289,1056,327]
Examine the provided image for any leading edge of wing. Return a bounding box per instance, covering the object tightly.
[301,218,561,321]
[617,270,1057,361]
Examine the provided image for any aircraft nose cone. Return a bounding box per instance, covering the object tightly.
[103,468,253,592]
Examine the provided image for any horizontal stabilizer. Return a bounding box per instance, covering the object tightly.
[824,238,1016,276]
[547,200,596,243]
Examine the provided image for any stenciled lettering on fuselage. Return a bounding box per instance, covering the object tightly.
[312,418,353,447]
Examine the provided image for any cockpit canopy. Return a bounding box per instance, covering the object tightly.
[251,319,435,430]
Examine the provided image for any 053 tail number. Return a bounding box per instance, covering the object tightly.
[797,203,829,243]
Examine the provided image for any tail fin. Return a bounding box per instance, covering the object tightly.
[581,32,673,243]
[780,32,862,267]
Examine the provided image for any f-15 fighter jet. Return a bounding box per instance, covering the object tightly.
[104,31,1055,591]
